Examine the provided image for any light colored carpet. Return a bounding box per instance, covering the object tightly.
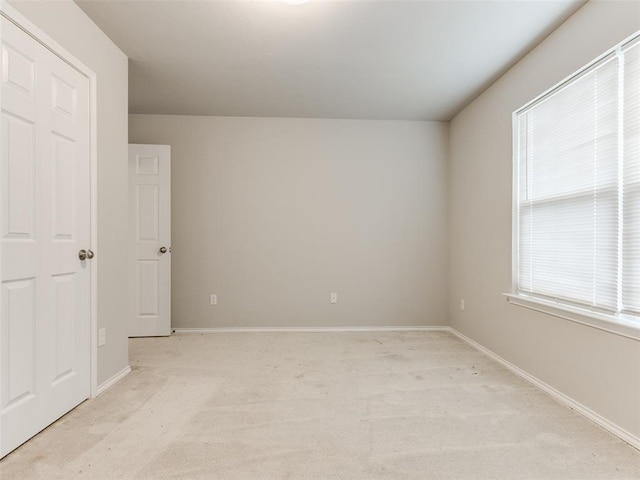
[1,331,639,479]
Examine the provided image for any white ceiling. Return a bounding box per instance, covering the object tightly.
[76,0,586,121]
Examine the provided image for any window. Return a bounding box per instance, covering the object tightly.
[513,33,640,329]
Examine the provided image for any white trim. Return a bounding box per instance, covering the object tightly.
[511,112,520,294]
[89,71,98,398]
[615,46,625,314]
[172,326,448,334]
[95,366,131,397]
[448,327,640,451]
[0,2,100,397]
[504,293,640,341]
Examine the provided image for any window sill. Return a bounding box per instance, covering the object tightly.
[503,293,640,341]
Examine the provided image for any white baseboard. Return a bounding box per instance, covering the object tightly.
[172,326,448,334]
[448,327,640,451]
[94,366,131,397]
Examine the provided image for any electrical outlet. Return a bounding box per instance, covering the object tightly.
[460,299,465,311]
[98,328,106,347]
[330,292,338,304]
[210,294,217,305]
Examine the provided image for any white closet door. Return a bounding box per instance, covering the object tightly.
[1,17,91,457]
[128,144,171,337]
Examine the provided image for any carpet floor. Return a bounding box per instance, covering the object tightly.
[1,331,639,479]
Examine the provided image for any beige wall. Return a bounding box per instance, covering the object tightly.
[9,1,130,385]
[130,115,448,328]
[448,0,640,439]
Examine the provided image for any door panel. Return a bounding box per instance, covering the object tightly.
[2,278,36,408]
[129,144,171,337]
[137,185,159,241]
[1,16,91,458]
[1,113,35,239]
[51,133,76,239]
[52,273,76,383]
[138,260,159,316]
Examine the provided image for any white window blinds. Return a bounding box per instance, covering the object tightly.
[515,34,640,321]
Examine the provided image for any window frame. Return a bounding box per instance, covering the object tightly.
[509,31,640,341]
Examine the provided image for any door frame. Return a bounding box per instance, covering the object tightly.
[0,2,100,398]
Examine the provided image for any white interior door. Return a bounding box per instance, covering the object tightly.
[129,144,171,337]
[1,16,91,457]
